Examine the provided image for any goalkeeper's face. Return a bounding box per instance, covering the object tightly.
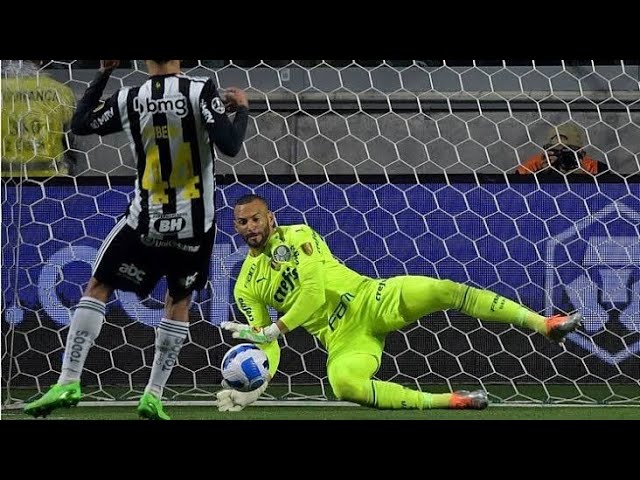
[234,200,275,251]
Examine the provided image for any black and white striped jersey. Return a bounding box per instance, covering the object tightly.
[71,70,248,240]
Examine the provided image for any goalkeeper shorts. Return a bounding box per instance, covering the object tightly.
[327,276,407,363]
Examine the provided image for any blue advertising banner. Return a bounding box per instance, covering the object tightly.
[2,181,639,366]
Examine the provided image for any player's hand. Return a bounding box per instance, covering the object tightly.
[216,381,268,412]
[220,321,270,343]
[100,60,120,73]
[216,389,245,412]
[222,86,249,112]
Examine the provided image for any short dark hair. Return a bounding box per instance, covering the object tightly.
[234,194,269,209]
[150,60,171,64]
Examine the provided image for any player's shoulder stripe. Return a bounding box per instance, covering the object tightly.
[177,74,210,83]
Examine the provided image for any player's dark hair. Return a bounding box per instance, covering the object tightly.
[235,194,269,209]
[150,60,171,64]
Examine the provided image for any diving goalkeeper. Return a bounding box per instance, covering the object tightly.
[216,194,582,412]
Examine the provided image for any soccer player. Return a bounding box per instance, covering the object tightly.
[24,60,249,420]
[216,194,583,412]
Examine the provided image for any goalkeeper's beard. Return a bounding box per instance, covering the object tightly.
[244,227,271,250]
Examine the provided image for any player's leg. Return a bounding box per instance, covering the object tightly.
[329,286,487,410]
[58,278,112,385]
[397,276,581,343]
[24,219,150,417]
[137,290,191,421]
[23,277,113,418]
[327,346,486,410]
[138,229,215,420]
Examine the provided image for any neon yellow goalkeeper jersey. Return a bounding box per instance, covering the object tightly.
[234,224,370,349]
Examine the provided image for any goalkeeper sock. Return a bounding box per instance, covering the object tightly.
[59,296,106,385]
[369,381,428,409]
[370,382,453,409]
[145,318,189,398]
[423,392,454,409]
[454,285,547,334]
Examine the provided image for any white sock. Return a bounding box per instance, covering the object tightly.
[59,296,105,385]
[145,318,189,398]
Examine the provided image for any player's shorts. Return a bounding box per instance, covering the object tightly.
[327,276,408,367]
[92,217,215,299]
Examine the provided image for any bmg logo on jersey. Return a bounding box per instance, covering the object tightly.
[545,203,640,364]
[134,95,188,118]
[118,263,146,284]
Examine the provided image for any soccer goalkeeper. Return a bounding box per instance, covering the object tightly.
[216,194,582,412]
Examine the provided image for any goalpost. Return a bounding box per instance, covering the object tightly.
[2,60,639,407]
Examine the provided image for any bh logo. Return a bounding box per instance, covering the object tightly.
[545,203,640,364]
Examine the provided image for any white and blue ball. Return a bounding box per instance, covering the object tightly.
[221,343,270,392]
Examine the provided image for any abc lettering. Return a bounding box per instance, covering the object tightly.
[69,330,90,363]
[119,263,145,282]
[273,267,299,302]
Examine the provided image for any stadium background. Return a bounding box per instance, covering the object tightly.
[2,60,639,405]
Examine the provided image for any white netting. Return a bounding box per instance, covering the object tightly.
[2,60,639,405]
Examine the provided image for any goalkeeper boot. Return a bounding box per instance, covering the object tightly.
[545,312,583,345]
[23,381,82,418]
[137,392,171,420]
[449,390,489,410]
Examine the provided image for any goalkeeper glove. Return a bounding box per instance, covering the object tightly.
[216,380,269,412]
[220,322,281,344]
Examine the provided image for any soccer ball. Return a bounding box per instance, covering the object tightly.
[221,343,270,392]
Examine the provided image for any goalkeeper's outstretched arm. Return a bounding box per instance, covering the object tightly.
[277,242,326,332]
[217,291,279,412]
[224,240,326,345]
[232,290,281,377]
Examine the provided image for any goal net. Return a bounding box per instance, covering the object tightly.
[2,60,639,406]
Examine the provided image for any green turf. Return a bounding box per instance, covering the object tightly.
[5,383,640,404]
[3,405,638,420]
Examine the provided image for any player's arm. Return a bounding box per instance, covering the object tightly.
[223,226,326,342]
[278,227,327,331]
[199,79,249,157]
[70,60,123,136]
[232,288,281,377]
[216,287,278,412]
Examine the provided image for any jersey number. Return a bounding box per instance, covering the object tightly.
[142,143,201,205]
